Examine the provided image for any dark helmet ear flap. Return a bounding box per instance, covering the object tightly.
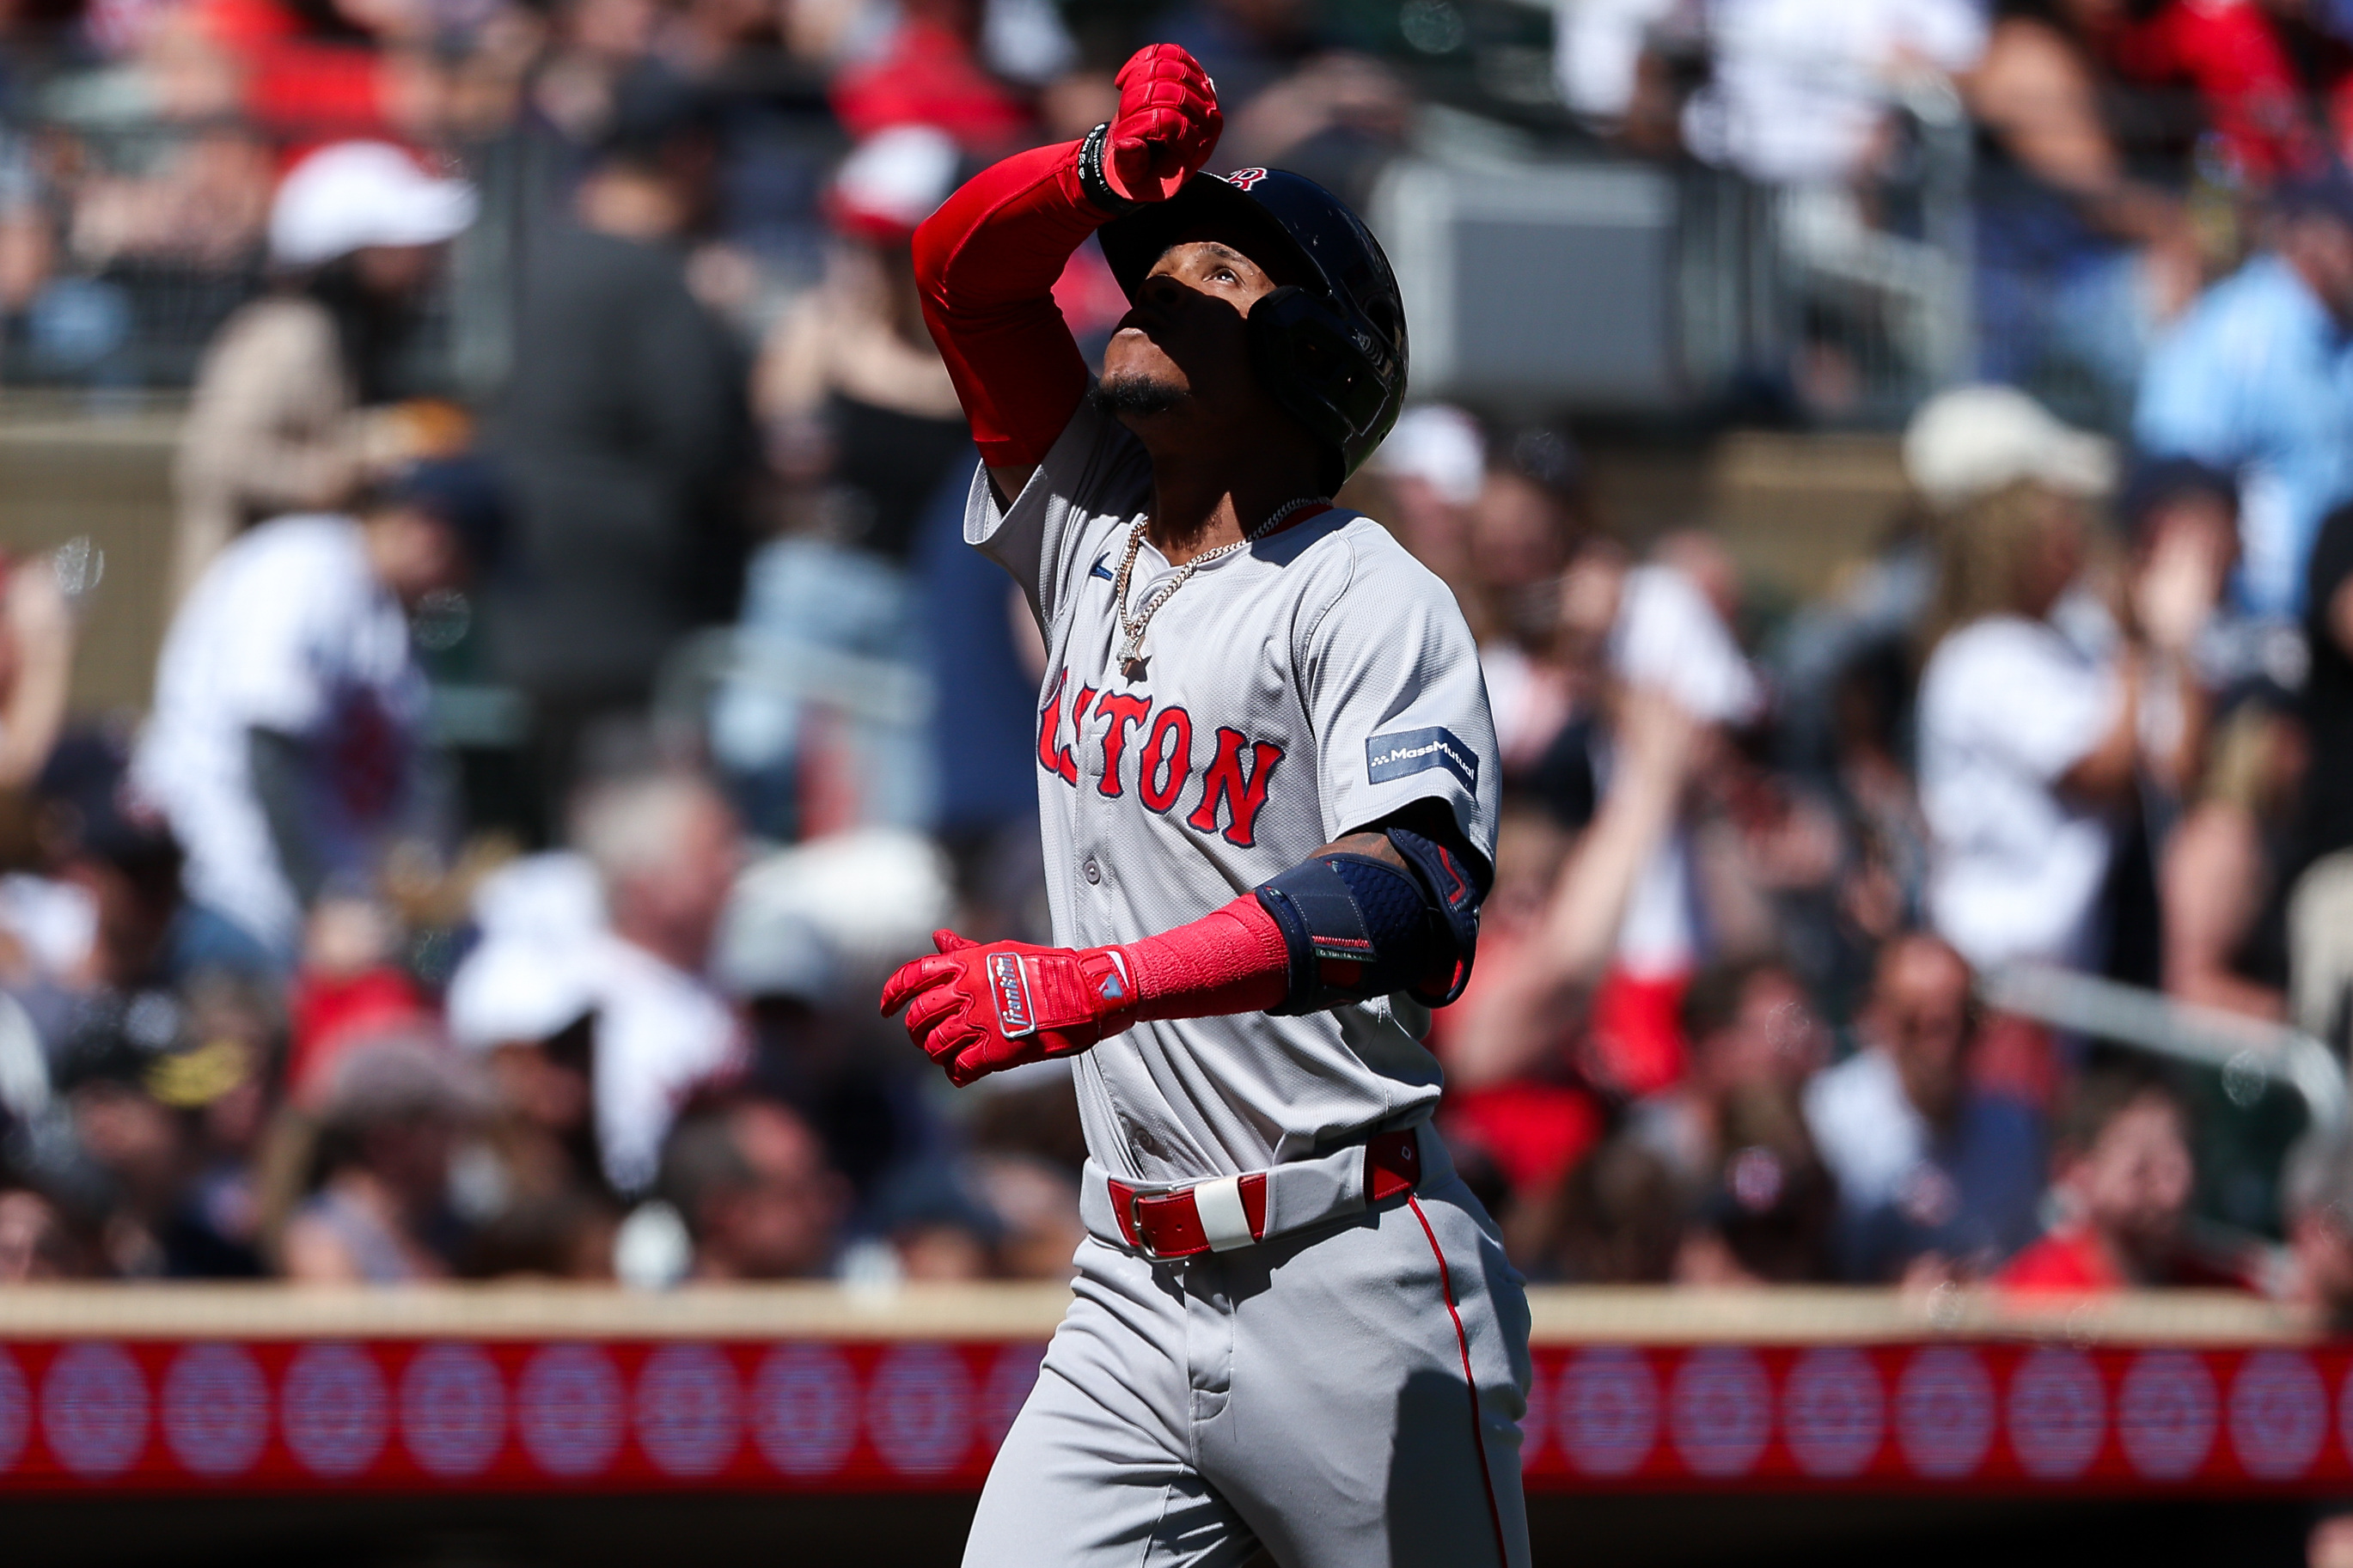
[1247,285,1393,477]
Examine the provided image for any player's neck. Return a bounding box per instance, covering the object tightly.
[1144,455,1327,567]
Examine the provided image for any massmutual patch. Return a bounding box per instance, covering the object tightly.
[1366,726,1479,791]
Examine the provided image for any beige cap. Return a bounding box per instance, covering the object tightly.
[319,1034,492,1126]
[1903,385,2115,511]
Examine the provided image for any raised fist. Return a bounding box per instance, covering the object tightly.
[1103,43,1223,204]
[880,930,1138,1086]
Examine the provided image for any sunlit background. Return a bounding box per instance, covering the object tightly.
[3,0,2353,1563]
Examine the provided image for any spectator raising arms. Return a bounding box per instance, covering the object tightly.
[1442,686,1699,1096]
[2127,460,2296,1022]
[1916,476,2202,973]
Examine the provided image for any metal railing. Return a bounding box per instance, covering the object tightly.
[1983,965,2348,1144]
[1376,79,1983,422]
[0,115,486,395]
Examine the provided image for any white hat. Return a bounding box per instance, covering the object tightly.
[469,851,606,948]
[270,141,479,269]
[446,936,598,1051]
[829,126,962,237]
[1903,384,2115,511]
[713,906,838,1004]
[1377,404,1486,507]
[728,828,953,974]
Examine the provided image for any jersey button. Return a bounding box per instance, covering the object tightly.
[1083,857,1103,885]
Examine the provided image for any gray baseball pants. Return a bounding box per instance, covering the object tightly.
[963,1151,1533,1568]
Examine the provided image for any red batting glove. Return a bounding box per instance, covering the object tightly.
[1103,43,1223,204]
[880,930,1138,1087]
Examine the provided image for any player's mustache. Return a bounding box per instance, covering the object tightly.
[1091,373,1191,418]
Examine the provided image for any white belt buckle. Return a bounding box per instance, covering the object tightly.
[1192,1175,1253,1253]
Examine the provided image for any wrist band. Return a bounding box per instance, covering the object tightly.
[1079,122,1145,217]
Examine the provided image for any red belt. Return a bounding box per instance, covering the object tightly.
[1105,1129,1423,1260]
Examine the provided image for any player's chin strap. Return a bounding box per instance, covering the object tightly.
[1252,826,1485,1016]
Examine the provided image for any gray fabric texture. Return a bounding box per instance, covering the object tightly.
[966,1172,1532,1568]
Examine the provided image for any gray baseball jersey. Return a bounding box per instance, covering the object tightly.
[966,395,1502,1184]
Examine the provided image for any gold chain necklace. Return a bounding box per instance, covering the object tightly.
[1109,496,1329,681]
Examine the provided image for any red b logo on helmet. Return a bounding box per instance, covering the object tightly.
[1225,168,1268,190]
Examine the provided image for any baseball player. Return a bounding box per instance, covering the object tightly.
[879,44,1530,1568]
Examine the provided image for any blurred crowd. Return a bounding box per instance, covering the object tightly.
[1567,0,2353,425]
[21,0,2353,413]
[1366,369,2353,1315]
[3,0,2353,1321]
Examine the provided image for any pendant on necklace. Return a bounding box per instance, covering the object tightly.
[1121,653,1149,681]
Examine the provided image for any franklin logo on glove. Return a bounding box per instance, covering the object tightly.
[987,951,1033,1035]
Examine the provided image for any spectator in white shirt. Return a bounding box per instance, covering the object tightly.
[135,461,504,962]
[1679,0,1986,186]
[567,769,750,1196]
[1916,479,2203,973]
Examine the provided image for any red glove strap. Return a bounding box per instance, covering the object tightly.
[1118,894,1289,1022]
[1001,946,1133,1034]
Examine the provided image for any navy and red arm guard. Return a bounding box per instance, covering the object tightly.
[880,823,1486,1085]
[911,43,1223,470]
[1256,825,1486,1016]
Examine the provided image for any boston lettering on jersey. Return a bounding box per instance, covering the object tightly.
[1037,668,1283,846]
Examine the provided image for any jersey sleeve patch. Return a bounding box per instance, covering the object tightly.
[1366,726,1479,792]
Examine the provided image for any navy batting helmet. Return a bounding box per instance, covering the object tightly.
[1097,167,1408,486]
